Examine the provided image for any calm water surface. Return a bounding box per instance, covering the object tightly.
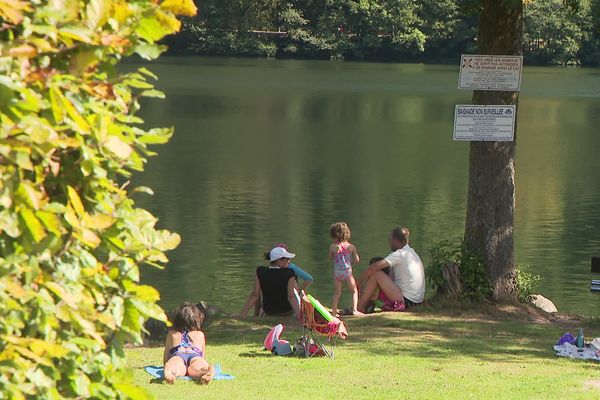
[131,57,600,316]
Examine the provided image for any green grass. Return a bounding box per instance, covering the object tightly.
[126,302,600,400]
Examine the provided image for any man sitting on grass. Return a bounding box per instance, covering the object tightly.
[358,226,425,313]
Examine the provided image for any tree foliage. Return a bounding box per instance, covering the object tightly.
[175,0,597,64]
[524,0,590,65]
[581,0,600,65]
[426,241,491,301]
[0,0,195,398]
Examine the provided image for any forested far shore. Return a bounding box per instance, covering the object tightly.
[162,0,600,65]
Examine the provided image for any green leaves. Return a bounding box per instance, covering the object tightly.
[18,208,46,243]
[133,42,165,60]
[427,240,491,301]
[0,209,20,237]
[0,0,193,398]
[136,14,179,43]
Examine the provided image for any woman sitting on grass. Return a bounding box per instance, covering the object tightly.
[239,246,301,317]
[163,302,214,384]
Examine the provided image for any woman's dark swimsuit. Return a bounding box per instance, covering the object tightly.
[168,331,204,366]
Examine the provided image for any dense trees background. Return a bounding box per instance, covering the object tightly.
[163,0,600,65]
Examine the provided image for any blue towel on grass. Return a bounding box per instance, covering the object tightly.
[143,364,234,381]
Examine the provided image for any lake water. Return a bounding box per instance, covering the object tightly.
[131,57,600,316]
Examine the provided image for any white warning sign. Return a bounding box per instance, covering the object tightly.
[453,105,516,141]
[459,54,522,91]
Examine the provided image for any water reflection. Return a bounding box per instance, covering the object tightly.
[132,57,600,315]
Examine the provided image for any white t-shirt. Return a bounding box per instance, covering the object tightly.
[384,244,425,303]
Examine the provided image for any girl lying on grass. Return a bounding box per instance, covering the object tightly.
[163,302,214,384]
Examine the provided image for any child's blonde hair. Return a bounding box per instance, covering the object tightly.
[329,222,351,242]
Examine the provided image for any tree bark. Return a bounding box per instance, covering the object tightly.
[464,0,523,301]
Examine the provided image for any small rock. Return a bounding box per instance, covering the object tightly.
[530,294,558,313]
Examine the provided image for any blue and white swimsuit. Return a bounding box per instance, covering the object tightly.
[168,331,204,366]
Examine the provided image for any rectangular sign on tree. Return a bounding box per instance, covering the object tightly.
[458,54,523,91]
[453,105,516,141]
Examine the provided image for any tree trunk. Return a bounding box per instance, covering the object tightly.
[464,0,523,301]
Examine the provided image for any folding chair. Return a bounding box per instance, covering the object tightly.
[297,291,347,359]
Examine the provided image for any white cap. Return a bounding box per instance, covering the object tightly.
[269,247,295,262]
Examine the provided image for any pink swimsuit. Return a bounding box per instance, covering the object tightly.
[333,242,353,281]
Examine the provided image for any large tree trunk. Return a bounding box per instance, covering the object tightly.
[464,0,523,301]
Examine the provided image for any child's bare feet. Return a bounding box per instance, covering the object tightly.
[200,364,215,384]
[352,310,364,316]
[164,368,176,384]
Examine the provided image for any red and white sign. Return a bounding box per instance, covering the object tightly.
[459,54,523,91]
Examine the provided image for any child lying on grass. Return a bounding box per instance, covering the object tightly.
[163,302,214,384]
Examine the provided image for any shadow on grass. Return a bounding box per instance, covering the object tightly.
[345,313,556,362]
[203,301,596,364]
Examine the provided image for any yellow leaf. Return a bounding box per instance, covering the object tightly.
[4,279,27,299]
[72,313,105,345]
[31,341,69,358]
[8,44,37,58]
[160,0,197,17]
[49,0,79,22]
[19,208,46,242]
[103,135,132,159]
[0,0,32,25]
[95,312,116,330]
[15,150,33,170]
[66,186,85,217]
[59,27,94,44]
[156,231,180,251]
[48,159,60,176]
[156,9,181,34]
[44,281,76,307]
[64,207,80,229]
[83,213,114,230]
[106,235,125,250]
[29,38,54,53]
[86,0,110,31]
[79,228,101,248]
[51,87,90,132]
[135,15,174,42]
[36,210,65,236]
[0,208,20,237]
[112,0,132,24]
[12,345,52,366]
[139,285,160,302]
[62,97,90,132]
[48,87,64,124]
[56,137,80,148]
[16,182,41,209]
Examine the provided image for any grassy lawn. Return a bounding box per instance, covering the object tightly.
[126,302,600,399]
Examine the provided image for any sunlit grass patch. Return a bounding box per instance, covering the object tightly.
[127,303,600,399]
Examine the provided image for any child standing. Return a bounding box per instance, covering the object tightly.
[328,222,361,316]
[163,302,214,384]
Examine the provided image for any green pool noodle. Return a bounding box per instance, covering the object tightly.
[307,294,334,322]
